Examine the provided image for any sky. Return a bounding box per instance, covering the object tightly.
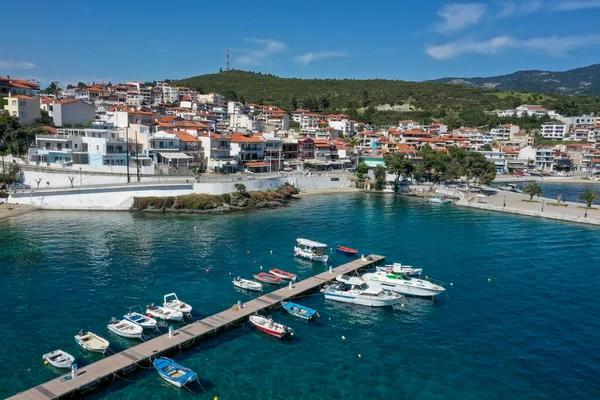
[3,0,600,87]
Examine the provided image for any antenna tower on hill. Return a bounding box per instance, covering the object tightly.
[226,48,230,71]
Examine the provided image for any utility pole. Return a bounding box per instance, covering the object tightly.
[135,129,140,182]
[126,127,130,183]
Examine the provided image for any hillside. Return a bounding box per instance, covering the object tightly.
[434,64,600,96]
[174,70,600,126]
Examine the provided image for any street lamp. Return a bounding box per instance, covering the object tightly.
[541,199,544,212]
[79,167,82,187]
[503,194,506,207]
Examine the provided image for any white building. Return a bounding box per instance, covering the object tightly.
[230,114,261,131]
[535,147,555,171]
[227,101,246,115]
[478,150,508,172]
[540,122,568,139]
[398,120,420,131]
[300,114,320,133]
[516,105,548,117]
[572,114,597,127]
[52,99,96,127]
[490,124,520,142]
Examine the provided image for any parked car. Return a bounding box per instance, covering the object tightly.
[347,168,356,172]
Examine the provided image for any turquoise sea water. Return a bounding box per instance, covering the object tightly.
[1,193,600,399]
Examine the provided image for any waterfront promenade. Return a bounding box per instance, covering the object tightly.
[456,189,600,226]
[8,255,384,400]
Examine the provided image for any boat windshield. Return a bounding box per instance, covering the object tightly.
[386,273,411,281]
[356,283,368,291]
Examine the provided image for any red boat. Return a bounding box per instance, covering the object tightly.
[336,245,359,255]
[249,315,293,339]
[269,268,297,280]
[253,272,283,284]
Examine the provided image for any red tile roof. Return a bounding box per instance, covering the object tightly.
[231,133,264,143]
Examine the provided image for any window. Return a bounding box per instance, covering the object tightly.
[11,100,16,106]
[96,145,99,150]
[74,144,78,149]
[45,143,50,148]
[20,111,27,117]
[19,101,26,107]
[12,111,17,116]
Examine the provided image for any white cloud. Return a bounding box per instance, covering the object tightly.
[236,38,286,65]
[425,35,600,60]
[552,0,600,10]
[496,0,544,17]
[294,51,348,65]
[0,60,37,70]
[434,3,487,33]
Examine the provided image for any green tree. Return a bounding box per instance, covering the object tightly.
[523,182,543,201]
[234,183,246,192]
[66,84,75,89]
[356,162,368,180]
[42,82,59,95]
[374,165,386,190]
[483,144,493,151]
[578,189,600,209]
[77,82,87,89]
[384,152,413,191]
[0,163,20,184]
[35,110,54,126]
[463,151,497,186]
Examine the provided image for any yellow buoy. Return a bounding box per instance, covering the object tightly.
[44,360,49,365]
[425,276,428,280]
[214,397,219,400]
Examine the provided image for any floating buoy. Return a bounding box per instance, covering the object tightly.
[488,278,491,282]
[358,354,362,358]
[44,360,49,365]
[270,250,273,254]
[425,276,429,280]
[260,266,263,270]
[401,303,404,308]
[214,397,218,400]
[254,260,256,264]
[341,336,346,340]
[229,272,232,275]
[247,250,250,254]
[450,283,453,286]
[330,248,332,251]
[28,368,31,371]
[205,269,209,273]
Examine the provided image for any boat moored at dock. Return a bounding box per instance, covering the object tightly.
[429,196,452,204]
[107,318,144,339]
[249,315,294,339]
[74,331,110,354]
[233,277,263,292]
[269,268,297,280]
[153,357,197,388]
[146,304,184,322]
[253,272,283,284]
[281,301,318,320]
[295,238,329,263]
[42,350,74,369]
[163,293,192,315]
[324,275,403,307]
[336,245,359,255]
[362,271,446,298]
[124,309,157,329]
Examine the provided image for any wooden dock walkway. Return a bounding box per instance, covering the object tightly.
[9,255,385,400]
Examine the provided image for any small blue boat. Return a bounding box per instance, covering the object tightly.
[281,301,318,320]
[153,357,197,388]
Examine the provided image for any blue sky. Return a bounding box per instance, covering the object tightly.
[3,0,600,86]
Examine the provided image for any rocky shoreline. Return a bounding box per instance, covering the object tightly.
[130,184,299,214]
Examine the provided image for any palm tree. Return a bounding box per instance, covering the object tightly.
[578,189,600,213]
[522,182,543,201]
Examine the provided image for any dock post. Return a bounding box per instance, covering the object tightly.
[71,363,78,379]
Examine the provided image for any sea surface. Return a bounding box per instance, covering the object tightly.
[1,192,600,399]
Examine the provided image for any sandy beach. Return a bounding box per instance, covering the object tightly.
[0,203,36,222]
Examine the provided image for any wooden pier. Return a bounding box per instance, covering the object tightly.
[9,255,385,400]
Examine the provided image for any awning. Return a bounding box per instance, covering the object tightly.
[158,152,192,160]
[245,161,270,167]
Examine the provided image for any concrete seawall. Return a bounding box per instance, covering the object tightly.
[7,174,353,210]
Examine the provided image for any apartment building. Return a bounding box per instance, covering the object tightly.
[5,95,41,125]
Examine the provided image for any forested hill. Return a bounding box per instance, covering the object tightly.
[174,70,600,126]
[433,64,600,96]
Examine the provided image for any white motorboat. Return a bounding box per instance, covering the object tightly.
[362,271,446,298]
[163,293,192,315]
[294,238,329,263]
[124,310,157,329]
[429,196,452,204]
[146,303,183,322]
[74,331,110,353]
[233,277,263,292]
[42,350,74,369]
[377,262,422,277]
[108,318,144,339]
[323,275,403,307]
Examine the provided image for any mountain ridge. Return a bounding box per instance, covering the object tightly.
[432,64,600,95]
